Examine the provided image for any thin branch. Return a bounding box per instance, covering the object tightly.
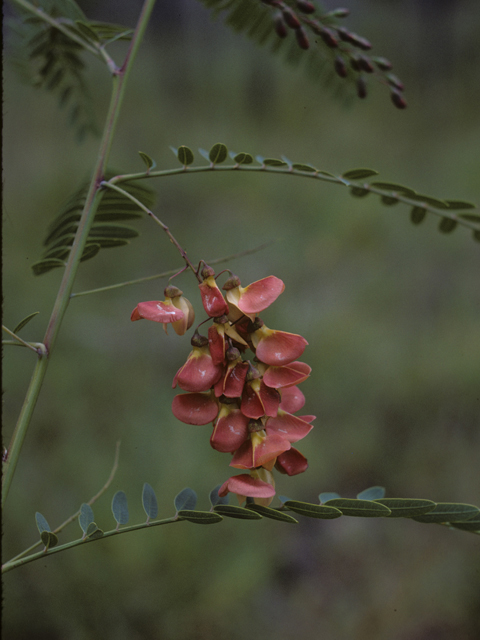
[100,181,202,281]
[70,240,275,298]
[5,442,121,564]
[1,326,45,355]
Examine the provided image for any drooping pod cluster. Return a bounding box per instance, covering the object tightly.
[131,267,314,505]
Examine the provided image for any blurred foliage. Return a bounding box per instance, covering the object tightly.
[2,0,480,639]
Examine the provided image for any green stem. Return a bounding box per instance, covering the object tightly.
[1,0,157,509]
[2,515,182,574]
[109,164,480,233]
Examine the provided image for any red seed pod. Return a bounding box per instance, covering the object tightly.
[274,14,288,38]
[356,76,367,99]
[282,7,301,29]
[386,73,405,91]
[352,35,372,51]
[296,0,315,14]
[334,55,347,78]
[328,8,350,18]
[336,27,371,50]
[295,26,310,49]
[349,55,361,72]
[319,27,338,48]
[336,27,354,43]
[372,56,393,71]
[391,89,407,109]
[358,55,374,73]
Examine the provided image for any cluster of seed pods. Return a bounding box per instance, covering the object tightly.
[131,267,314,505]
[262,0,407,108]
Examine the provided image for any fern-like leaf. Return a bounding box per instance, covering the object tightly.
[32,172,155,276]
[7,1,134,140]
[197,0,407,108]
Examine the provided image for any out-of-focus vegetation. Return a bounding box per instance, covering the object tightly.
[3,1,480,638]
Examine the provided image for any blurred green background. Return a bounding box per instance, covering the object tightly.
[3,0,480,638]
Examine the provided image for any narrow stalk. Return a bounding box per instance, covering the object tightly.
[2,326,45,355]
[2,515,182,574]
[70,241,275,298]
[6,442,121,563]
[2,0,158,508]
[101,181,201,281]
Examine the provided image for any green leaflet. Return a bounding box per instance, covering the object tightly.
[111,491,129,526]
[41,531,59,549]
[31,258,66,276]
[246,504,298,523]
[209,485,230,508]
[138,151,156,171]
[438,218,458,233]
[232,152,253,165]
[209,143,228,164]
[142,483,158,521]
[35,512,52,534]
[213,505,262,520]
[176,145,194,166]
[370,182,416,196]
[373,499,436,518]
[85,522,104,539]
[79,503,95,534]
[177,510,223,524]
[292,163,317,173]
[343,168,378,180]
[356,486,386,501]
[13,312,40,335]
[410,206,427,225]
[324,498,391,517]
[174,488,197,512]
[283,500,342,519]
[412,503,480,524]
[350,186,371,197]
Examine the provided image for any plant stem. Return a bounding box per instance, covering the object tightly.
[101,181,202,281]
[108,164,480,234]
[1,0,158,509]
[1,326,45,355]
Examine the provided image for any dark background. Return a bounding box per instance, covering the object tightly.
[3,1,480,638]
